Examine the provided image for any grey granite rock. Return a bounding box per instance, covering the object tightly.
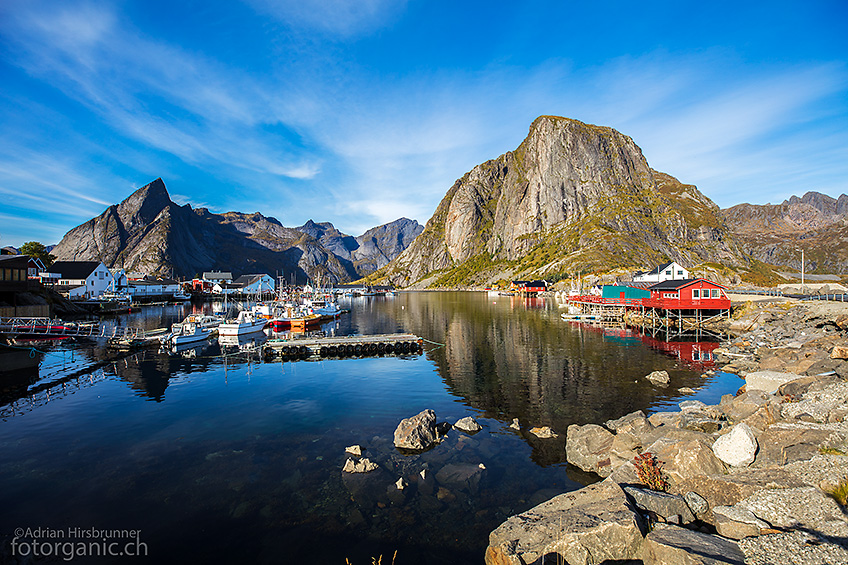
[485,481,645,565]
[712,505,770,539]
[638,523,745,565]
[623,485,696,524]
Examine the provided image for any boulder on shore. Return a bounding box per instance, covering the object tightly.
[486,481,645,565]
[566,424,615,477]
[712,423,758,467]
[393,409,438,450]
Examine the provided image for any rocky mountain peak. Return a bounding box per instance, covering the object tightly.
[118,177,173,228]
[375,115,742,288]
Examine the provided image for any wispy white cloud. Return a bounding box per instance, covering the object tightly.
[244,0,406,37]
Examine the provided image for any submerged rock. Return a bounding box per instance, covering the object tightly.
[529,426,558,439]
[345,444,363,456]
[435,463,486,494]
[343,457,379,474]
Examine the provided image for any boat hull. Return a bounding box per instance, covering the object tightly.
[218,322,267,336]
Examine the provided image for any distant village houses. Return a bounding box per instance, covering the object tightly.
[47,261,114,299]
[509,280,548,293]
[212,273,275,295]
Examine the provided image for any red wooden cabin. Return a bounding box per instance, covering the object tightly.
[645,278,730,310]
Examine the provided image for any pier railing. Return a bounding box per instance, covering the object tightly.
[0,317,159,340]
[0,317,100,338]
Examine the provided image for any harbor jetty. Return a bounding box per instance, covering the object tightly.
[485,299,848,565]
[262,333,423,360]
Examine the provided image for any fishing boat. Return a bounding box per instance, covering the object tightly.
[289,313,323,330]
[160,322,211,346]
[170,314,223,333]
[218,310,267,336]
[305,298,344,319]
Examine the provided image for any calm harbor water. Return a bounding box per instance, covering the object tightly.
[0,292,741,564]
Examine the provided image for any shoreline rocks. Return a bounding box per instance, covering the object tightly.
[485,300,848,564]
[393,409,439,450]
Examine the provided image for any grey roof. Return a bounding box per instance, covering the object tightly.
[203,271,233,280]
[232,274,270,286]
[130,278,179,286]
[0,255,30,268]
[48,261,102,279]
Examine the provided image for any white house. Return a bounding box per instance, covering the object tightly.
[48,261,114,299]
[233,274,275,295]
[127,278,182,298]
[633,261,689,283]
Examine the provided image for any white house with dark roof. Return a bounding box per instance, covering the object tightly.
[233,274,275,295]
[127,278,182,298]
[633,261,689,283]
[47,261,113,299]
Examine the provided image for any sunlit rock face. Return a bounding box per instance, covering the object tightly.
[382,115,744,288]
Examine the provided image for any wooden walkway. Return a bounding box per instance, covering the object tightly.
[262,333,423,359]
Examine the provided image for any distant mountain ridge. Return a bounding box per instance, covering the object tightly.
[51,178,422,282]
[722,191,848,273]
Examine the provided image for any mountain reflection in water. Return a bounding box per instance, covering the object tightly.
[0,293,740,564]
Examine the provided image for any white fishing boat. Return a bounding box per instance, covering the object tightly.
[160,321,211,346]
[171,314,223,333]
[218,310,267,336]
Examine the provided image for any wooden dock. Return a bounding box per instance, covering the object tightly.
[262,333,423,360]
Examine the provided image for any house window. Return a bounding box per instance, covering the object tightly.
[693,289,700,298]
[677,270,683,276]
[99,271,105,279]
[712,289,721,298]
[665,270,671,275]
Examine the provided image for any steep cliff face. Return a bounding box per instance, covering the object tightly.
[52,178,422,281]
[381,116,745,287]
[723,192,848,273]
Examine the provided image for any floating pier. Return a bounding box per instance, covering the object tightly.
[262,333,423,360]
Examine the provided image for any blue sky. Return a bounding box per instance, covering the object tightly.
[1,0,847,247]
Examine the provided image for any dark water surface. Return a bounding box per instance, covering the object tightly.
[0,292,740,564]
